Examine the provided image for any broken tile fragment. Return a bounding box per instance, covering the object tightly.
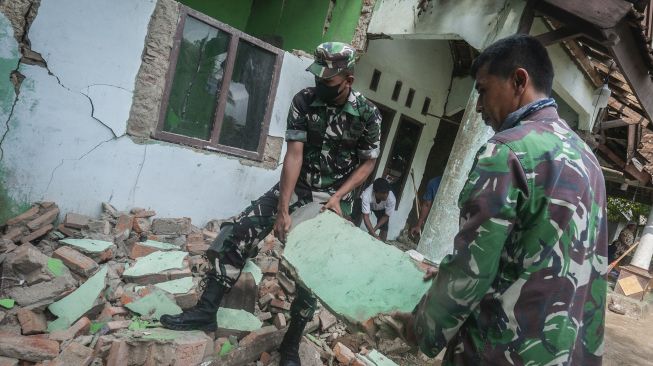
[123,250,187,282]
[217,308,262,332]
[125,289,182,320]
[59,238,114,262]
[48,266,108,331]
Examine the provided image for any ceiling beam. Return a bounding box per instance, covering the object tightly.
[518,0,538,34]
[605,21,653,124]
[597,143,651,184]
[535,27,582,46]
[543,0,633,29]
[609,97,649,126]
[601,118,630,129]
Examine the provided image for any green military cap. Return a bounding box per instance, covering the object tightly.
[306,42,356,79]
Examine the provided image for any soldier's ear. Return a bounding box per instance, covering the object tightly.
[346,75,355,86]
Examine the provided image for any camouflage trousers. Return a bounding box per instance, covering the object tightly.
[206,181,352,321]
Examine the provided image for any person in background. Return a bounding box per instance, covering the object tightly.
[610,222,637,262]
[409,176,441,237]
[360,178,396,241]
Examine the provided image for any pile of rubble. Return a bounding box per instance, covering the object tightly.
[0,202,415,365]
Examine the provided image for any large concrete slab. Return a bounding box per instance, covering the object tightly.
[123,251,187,277]
[48,266,108,331]
[125,289,182,320]
[284,210,430,323]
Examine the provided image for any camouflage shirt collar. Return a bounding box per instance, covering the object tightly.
[498,97,558,132]
[309,89,361,117]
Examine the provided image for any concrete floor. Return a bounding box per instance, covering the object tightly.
[604,310,653,366]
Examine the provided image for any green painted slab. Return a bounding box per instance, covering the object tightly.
[216,308,262,331]
[155,277,194,294]
[47,258,65,276]
[242,260,263,285]
[141,328,207,341]
[125,289,182,320]
[60,238,113,253]
[362,350,399,366]
[48,266,108,331]
[123,251,187,277]
[0,298,15,309]
[284,210,431,323]
[141,240,179,250]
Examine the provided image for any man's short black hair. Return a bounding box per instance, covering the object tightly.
[373,178,390,193]
[470,34,554,96]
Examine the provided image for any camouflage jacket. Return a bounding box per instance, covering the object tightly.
[414,106,608,365]
[285,87,381,199]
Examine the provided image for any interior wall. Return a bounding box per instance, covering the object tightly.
[354,39,465,239]
[177,0,254,30]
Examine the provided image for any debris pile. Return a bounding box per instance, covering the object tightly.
[0,202,417,365]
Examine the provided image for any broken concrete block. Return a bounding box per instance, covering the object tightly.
[129,239,178,259]
[10,243,54,285]
[278,271,296,294]
[59,238,114,262]
[64,213,91,229]
[242,260,263,285]
[6,273,77,309]
[0,356,18,366]
[334,342,356,365]
[319,309,337,332]
[16,309,47,335]
[49,342,94,366]
[21,224,54,244]
[53,246,98,277]
[285,210,430,323]
[125,289,182,320]
[154,276,194,294]
[217,308,262,332]
[113,215,133,241]
[256,257,279,275]
[102,202,120,218]
[239,325,278,347]
[299,340,324,366]
[270,299,291,313]
[222,272,257,313]
[26,207,59,231]
[123,250,187,284]
[6,206,39,226]
[151,218,191,235]
[2,227,24,242]
[48,266,107,331]
[273,313,286,329]
[132,217,151,233]
[258,312,272,322]
[132,209,156,218]
[0,332,59,362]
[85,219,111,235]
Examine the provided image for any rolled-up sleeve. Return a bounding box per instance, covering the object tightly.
[357,104,382,160]
[413,142,527,357]
[285,93,308,142]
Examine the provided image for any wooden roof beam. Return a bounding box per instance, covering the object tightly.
[543,0,632,29]
[597,143,651,184]
[535,27,583,46]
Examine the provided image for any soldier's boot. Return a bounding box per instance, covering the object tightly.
[278,313,310,366]
[160,271,229,332]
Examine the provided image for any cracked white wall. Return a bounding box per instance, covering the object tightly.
[0,0,314,225]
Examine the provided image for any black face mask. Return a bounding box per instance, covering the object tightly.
[315,77,343,104]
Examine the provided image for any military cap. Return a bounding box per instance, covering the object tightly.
[306,42,356,79]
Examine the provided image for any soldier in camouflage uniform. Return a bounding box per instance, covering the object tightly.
[161,42,381,366]
[393,35,607,365]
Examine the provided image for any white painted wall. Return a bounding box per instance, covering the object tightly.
[354,39,463,239]
[0,0,314,225]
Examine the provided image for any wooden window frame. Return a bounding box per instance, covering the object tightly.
[154,6,284,161]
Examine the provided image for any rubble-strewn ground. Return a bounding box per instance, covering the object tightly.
[604,310,653,365]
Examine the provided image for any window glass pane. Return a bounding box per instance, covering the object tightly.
[163,17,231,140]
[219,40,276,151]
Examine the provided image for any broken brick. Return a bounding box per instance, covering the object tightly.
[269,299,291,312]
[0,332,59,362]
[113,215,133,240]
[258,312,273,321]
[6,206,39,226]
[132,209,156,218]
[49,317,91,341]
[53,246,98,277]
[85,220,111,235]
[277,271,296,294]
[2,227,23,242]
[128,242,160,259]
[260,351,271,365]
[49,342,94,366]
[106,320,132,332]
[16,309,47,335]
[151,217,191,235]
[202,229,218,240]
[98,306,128,321]
[273,313,286,329]
[64,213,91,229]
[21,224,54,244]
[132,218,151,233]
[239,326,278,347]
[26,207,60,231]
[186,241,209,255]
[256,257,279,275]
[333,342,356,365]
[259,293,275,308]
[167,267,192,280]
[319,310,337,332]
[56,224,77,237]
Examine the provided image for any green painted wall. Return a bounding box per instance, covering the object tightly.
[178,0,254,30]
[246,0,363,52]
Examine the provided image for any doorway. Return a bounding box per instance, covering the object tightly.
[381,115,423,205]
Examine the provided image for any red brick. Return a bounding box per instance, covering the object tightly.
[98,306,128,321]
[273,313,286,329]
[0,332,59,362]
[106,340,128,366]
[125,272,168,285]
[26,208,59,231]
[269,299,291,312]
[20,224,54,244]
[49,317,91,341]
[186,242,209,255]
[2,227,24,242]
[256,257,279,275]
[333,342,356,365]
[6,206,39,226]
[167,267,192,280]
[128,242,159,259]
[53,246,98,277]
[113,215,133,240]
[16,309,47,335]
[56,224,77,237]
[319,310,337,332]
[132,218,151,233]
[106,320,131,332]
[258,279,283,300]
[63,213,90,229]
[257,312,272,321]
[202,229,218,240]
[49,342,93,366]
[260,351,271,365]
[133,210,156,218]
[239,326,278,347]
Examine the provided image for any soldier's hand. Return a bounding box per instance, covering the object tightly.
[409,225,421,237]
[321,195,343,216]
[274,211,292,243]
[423,266,438,281]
